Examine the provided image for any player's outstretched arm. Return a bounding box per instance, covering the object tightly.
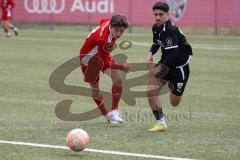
[110,63,131,72]
[146,52,153,64]
[148,63,165,77]
[122,63,131,72]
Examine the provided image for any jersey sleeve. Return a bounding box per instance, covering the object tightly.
[9,0,15,8]
[98,39,110,53]
[160,30,179,67]
[99,18,110,25]
[98,32,115,54]
[150,25,160,55]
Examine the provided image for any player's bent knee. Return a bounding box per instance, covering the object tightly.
[148,99,157,106]
[147,90,157,98]
[112,77,123,86]
[171,101,180,107]
[170,94,182,107]
[170,99,181,107]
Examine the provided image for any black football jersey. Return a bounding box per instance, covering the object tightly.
[150,19,192,68]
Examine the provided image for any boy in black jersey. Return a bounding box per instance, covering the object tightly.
[146,2,193,132]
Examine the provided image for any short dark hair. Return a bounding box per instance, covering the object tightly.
[152,2,169,12]
[110,14,129,28]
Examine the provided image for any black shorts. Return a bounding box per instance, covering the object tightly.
[155,64,190,96]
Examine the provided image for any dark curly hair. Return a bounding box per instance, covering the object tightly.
[152,2,169,12]
[110,14,129,28]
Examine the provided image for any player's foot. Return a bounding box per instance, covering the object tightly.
[14,28,19,36]
[5,32,11,37]
[112,109,124,123]
[148,123,167,132]
[105,111,120,124]
[108,120,120,124]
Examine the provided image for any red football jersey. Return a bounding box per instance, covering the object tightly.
[80,18,116,65]
[0,0,15,9]
[1,0,15,20]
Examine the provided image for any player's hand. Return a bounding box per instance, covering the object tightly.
[146,52,153,64]
[122,63,131,73]
[146,52,154,70]
[148,64,163,77]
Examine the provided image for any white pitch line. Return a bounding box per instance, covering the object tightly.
[0,140,196,160]
[132,42,240,51]
[10,36,240,51]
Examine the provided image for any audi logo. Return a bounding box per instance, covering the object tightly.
[167,0,187,21]
[24,0,65,14]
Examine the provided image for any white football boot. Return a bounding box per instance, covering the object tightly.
[112,109,124,123]
[105,111,120,124]
[14,27,19,36]
[5,32,11,37]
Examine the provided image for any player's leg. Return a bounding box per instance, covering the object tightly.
[147,77,164,109]
[90,82,120,124]
[85,72,120,124]
[5,9,18,36]
[6,20,18,36]
[147,76,167,131]
[80,59,111,123]
[8,23,18,36]
[168,64,190,107]
[1,11,10,37]
[170,93,182,107]
[104,68,124,123]
[89,82,119,124]
[104,68,123,110]
[90,82,108,116]
[81,55,121,124]
[2,21,10,37]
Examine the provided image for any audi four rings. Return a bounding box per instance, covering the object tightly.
[24,0,65,14]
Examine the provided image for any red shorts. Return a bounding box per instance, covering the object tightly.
[80,54,114,84]
[1,9,12,21]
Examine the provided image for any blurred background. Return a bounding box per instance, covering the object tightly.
[8,0,240,36]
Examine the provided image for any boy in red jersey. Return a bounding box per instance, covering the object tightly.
[80,14,130,124]
[0,0,18,37]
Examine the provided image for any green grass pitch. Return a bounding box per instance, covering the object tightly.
[0,27,240,160]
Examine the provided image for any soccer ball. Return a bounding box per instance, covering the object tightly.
[66,128,90,151]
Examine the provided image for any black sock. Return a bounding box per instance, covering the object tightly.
[152,108,164,120]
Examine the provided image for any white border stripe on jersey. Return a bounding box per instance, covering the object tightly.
[0,140,197,160]
[81,45,98,65]
[165,45,178,50]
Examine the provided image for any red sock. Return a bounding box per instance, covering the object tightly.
[93,95,108,116]
[112,85,122,110]
[4,27,8,33]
